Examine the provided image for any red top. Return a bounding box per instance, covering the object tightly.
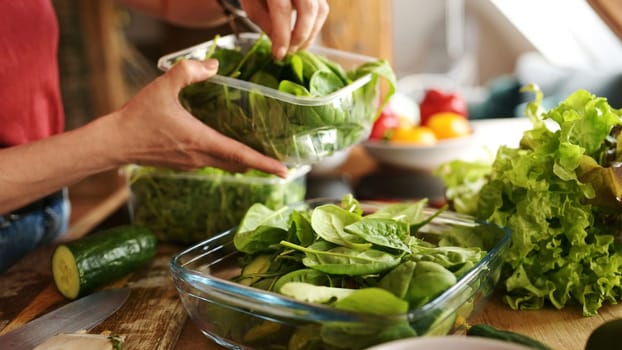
[0,1,64,146]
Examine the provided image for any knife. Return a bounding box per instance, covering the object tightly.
[0,288,130,350]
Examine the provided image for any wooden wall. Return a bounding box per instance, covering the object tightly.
[54,0,131,237]
[588,0,622,42]
[321,0,393,64]
[54,0,129,129]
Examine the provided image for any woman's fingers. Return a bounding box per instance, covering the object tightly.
[240,0,329,59]
[289,0,327,50]
[197,129,289,177]
[166,59,219,89]
[297,0,328,49]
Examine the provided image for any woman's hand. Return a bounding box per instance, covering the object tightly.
[105,59,288,177]
[239,0,329,60]
[118,0,329,60]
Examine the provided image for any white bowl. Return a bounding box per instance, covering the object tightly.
[365,336,535,350]
[363,118,533,172]
[310,147,352,175]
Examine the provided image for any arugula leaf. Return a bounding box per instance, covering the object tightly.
[128,166,306,244]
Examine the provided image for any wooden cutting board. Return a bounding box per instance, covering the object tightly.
[0,243,188,350]
[472,291,622,350]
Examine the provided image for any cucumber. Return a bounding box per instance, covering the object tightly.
[52,225,157,299]
[466,324,552,350]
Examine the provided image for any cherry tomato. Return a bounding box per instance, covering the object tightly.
[369,105,400,140]
[419,88,468,126]
[426,112,471,139]
[390,126,438,145]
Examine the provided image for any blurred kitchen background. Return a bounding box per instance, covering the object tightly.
[55,0,622,128]
[54,0,622,218]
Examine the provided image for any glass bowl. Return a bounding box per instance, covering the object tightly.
[169,199,511,350]
[158,33,383,166]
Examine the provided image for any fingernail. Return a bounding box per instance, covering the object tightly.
[204,59,219,70]
[274,164,288,178]
[276,47,287,60]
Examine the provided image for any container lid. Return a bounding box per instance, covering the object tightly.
[125,164,311,184]
[157,32,377,106]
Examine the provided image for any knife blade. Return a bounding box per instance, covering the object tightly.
[0,288,130,350]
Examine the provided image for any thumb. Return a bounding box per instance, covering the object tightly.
[167,59,219,89]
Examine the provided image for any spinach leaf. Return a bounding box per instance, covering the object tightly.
[319,288,415,349]
[340,193,363,216]
[281,241,401,275]
[405,261,457,308]
[333,287,409,314]
[236,254,273,286]
[311,204,371,249]
[344,218,411,253]
[377,260,417,300]
[234,203,293,254]
[410,245,485,278]
[288,53,304,83]
[309,70,345,96]
[273,269,332,293]
[177,34,397,163]
[378,260,458,309]
[249,70,279,89]
[367,200,427,231]
[278,80,312,96]
[280,282,355,303]
[288,210,315,246]
[209,48,243,75]
[226,193,504,349]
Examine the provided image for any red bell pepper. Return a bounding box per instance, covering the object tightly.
[369,105,400,140]
[419,88,468,126]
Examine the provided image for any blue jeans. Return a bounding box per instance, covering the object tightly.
[0,189,70,273]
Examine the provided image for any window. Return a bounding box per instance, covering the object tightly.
[490,0,622,69]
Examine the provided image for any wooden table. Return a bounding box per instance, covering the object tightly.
[2,147,622,350]
[3,243,622,350]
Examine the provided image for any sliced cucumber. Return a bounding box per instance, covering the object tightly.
[52,225,157,299]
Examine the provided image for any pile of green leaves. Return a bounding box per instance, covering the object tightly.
[178,33,396,163]
[127,166,306,244]
[435,85,622,316]
[210,194,506,349]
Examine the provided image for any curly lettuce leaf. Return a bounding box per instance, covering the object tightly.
[434,159,492,216]
[441,85,622,316]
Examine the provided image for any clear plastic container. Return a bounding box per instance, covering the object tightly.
[170,199,511,349]
[157,33,381,165]
[126,165,310,244]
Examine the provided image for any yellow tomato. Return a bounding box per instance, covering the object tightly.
[390,126,438,145]
[398,114,415,129]
[426,112,471,139]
